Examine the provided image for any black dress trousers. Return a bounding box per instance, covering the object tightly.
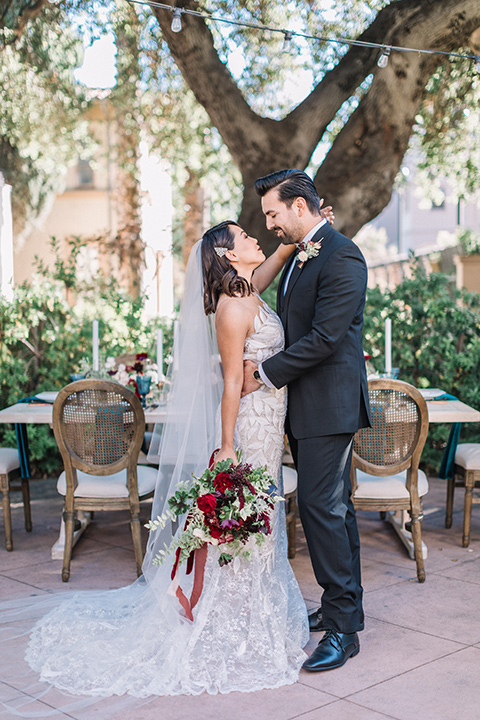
[288,428,364,634]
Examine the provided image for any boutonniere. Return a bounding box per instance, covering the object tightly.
[297,238,323,264]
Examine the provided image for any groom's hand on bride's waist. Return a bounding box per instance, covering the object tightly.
[242,360,261,396]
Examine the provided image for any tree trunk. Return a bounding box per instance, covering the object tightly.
[182,169,208,265]
[0,0,48,41]
[315,1,480,238]
[109,7,144,298]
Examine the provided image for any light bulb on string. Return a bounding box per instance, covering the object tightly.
[377,47,391,68]
[282,31,293,54]
[125,0,480,70]
[171,8,182,33]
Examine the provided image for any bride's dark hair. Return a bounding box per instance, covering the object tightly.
[201,221,254,315]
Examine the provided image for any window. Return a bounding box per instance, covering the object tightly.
[77,159,94,186]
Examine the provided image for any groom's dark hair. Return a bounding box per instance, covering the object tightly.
[254,169,321,215]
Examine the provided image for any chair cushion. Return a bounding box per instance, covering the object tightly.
[57,465,157,498]
[282,465,297,495]
[455,444,480,470]
[0,448,20,474]
[354,468,429,500]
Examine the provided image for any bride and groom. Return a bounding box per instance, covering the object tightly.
[4,168,371,699]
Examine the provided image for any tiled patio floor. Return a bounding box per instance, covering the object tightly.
[1,475,479,719]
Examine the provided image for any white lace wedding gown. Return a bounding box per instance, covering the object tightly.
[21,301,308,698]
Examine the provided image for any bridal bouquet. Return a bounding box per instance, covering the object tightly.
[146,457,281,571]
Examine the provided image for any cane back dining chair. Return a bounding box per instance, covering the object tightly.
[0,448,32,551]
[350,378,429,582]
[282,464,298,559]
[52,379,157,582]
[445,444,480,547]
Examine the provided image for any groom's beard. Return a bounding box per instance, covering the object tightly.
[274,228,299,245]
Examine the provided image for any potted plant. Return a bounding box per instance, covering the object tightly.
[455,227,480,293]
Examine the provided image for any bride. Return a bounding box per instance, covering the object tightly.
[1,219,319,705]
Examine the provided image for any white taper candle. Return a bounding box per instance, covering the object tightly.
[156,328,163,378]
[92,320,99,372]
[173,320,179,372]
[385,318,392,374]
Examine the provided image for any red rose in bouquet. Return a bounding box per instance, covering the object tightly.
[213,471,234,493]
[197,494,217,513]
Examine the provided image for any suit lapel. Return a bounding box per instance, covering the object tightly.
[281,224,332,321]
[277,254,296,317]
[283,259,303,310]
[278,224,332,322]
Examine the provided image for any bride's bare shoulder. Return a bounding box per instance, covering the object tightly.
[215,295,257,330]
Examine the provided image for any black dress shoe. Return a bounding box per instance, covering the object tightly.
[308,608,326,632]
[302,629,360,672]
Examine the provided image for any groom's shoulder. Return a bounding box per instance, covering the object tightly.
[322,225,366,263]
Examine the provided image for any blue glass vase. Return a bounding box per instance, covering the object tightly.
[136,374,152,408]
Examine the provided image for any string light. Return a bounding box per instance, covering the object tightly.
[127,0,480,71]
[171,7,182,33]
[282,31,293,54]
[377,46,391,68]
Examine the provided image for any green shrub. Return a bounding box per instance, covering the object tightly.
[0,238,175,476]
[363,259,480,473]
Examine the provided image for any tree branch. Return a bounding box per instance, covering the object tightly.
[314,0,480,238]
[152,0,278,174]
[153,1,480,216]
[0,0,51,40]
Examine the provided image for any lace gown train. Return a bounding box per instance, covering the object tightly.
[24,301,309,697]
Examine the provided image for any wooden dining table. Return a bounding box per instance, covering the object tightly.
[418,388,480,423]
[0,392,167,425]
[2,388,477,425]
[1,387,479,561]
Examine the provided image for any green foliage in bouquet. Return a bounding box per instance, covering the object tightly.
[363,258,480,473]
[0,237,175,475]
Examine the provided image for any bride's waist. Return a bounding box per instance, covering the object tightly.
[240,383,286,401]
[243,352,283,363]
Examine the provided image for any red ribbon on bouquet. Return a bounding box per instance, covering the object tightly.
[170,544,208,622]
[169,449,219,620]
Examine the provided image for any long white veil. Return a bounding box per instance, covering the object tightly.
[0,240,224,717]
[144,239,223,582]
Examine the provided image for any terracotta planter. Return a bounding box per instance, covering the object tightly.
[455,254,480,293]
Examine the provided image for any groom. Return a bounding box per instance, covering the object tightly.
[244,169,371,672]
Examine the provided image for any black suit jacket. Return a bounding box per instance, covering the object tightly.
[262,223,371,439]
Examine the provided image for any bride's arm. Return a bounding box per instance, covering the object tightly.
[214,299,252,466]
[252,243,296,295]
[253,202,334,293]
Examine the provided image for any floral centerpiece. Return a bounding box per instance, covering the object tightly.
[106,353,159,399]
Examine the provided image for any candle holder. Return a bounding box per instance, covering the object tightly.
[70,373,86,382]
[380,368,400,379]
[136,374,152,408]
